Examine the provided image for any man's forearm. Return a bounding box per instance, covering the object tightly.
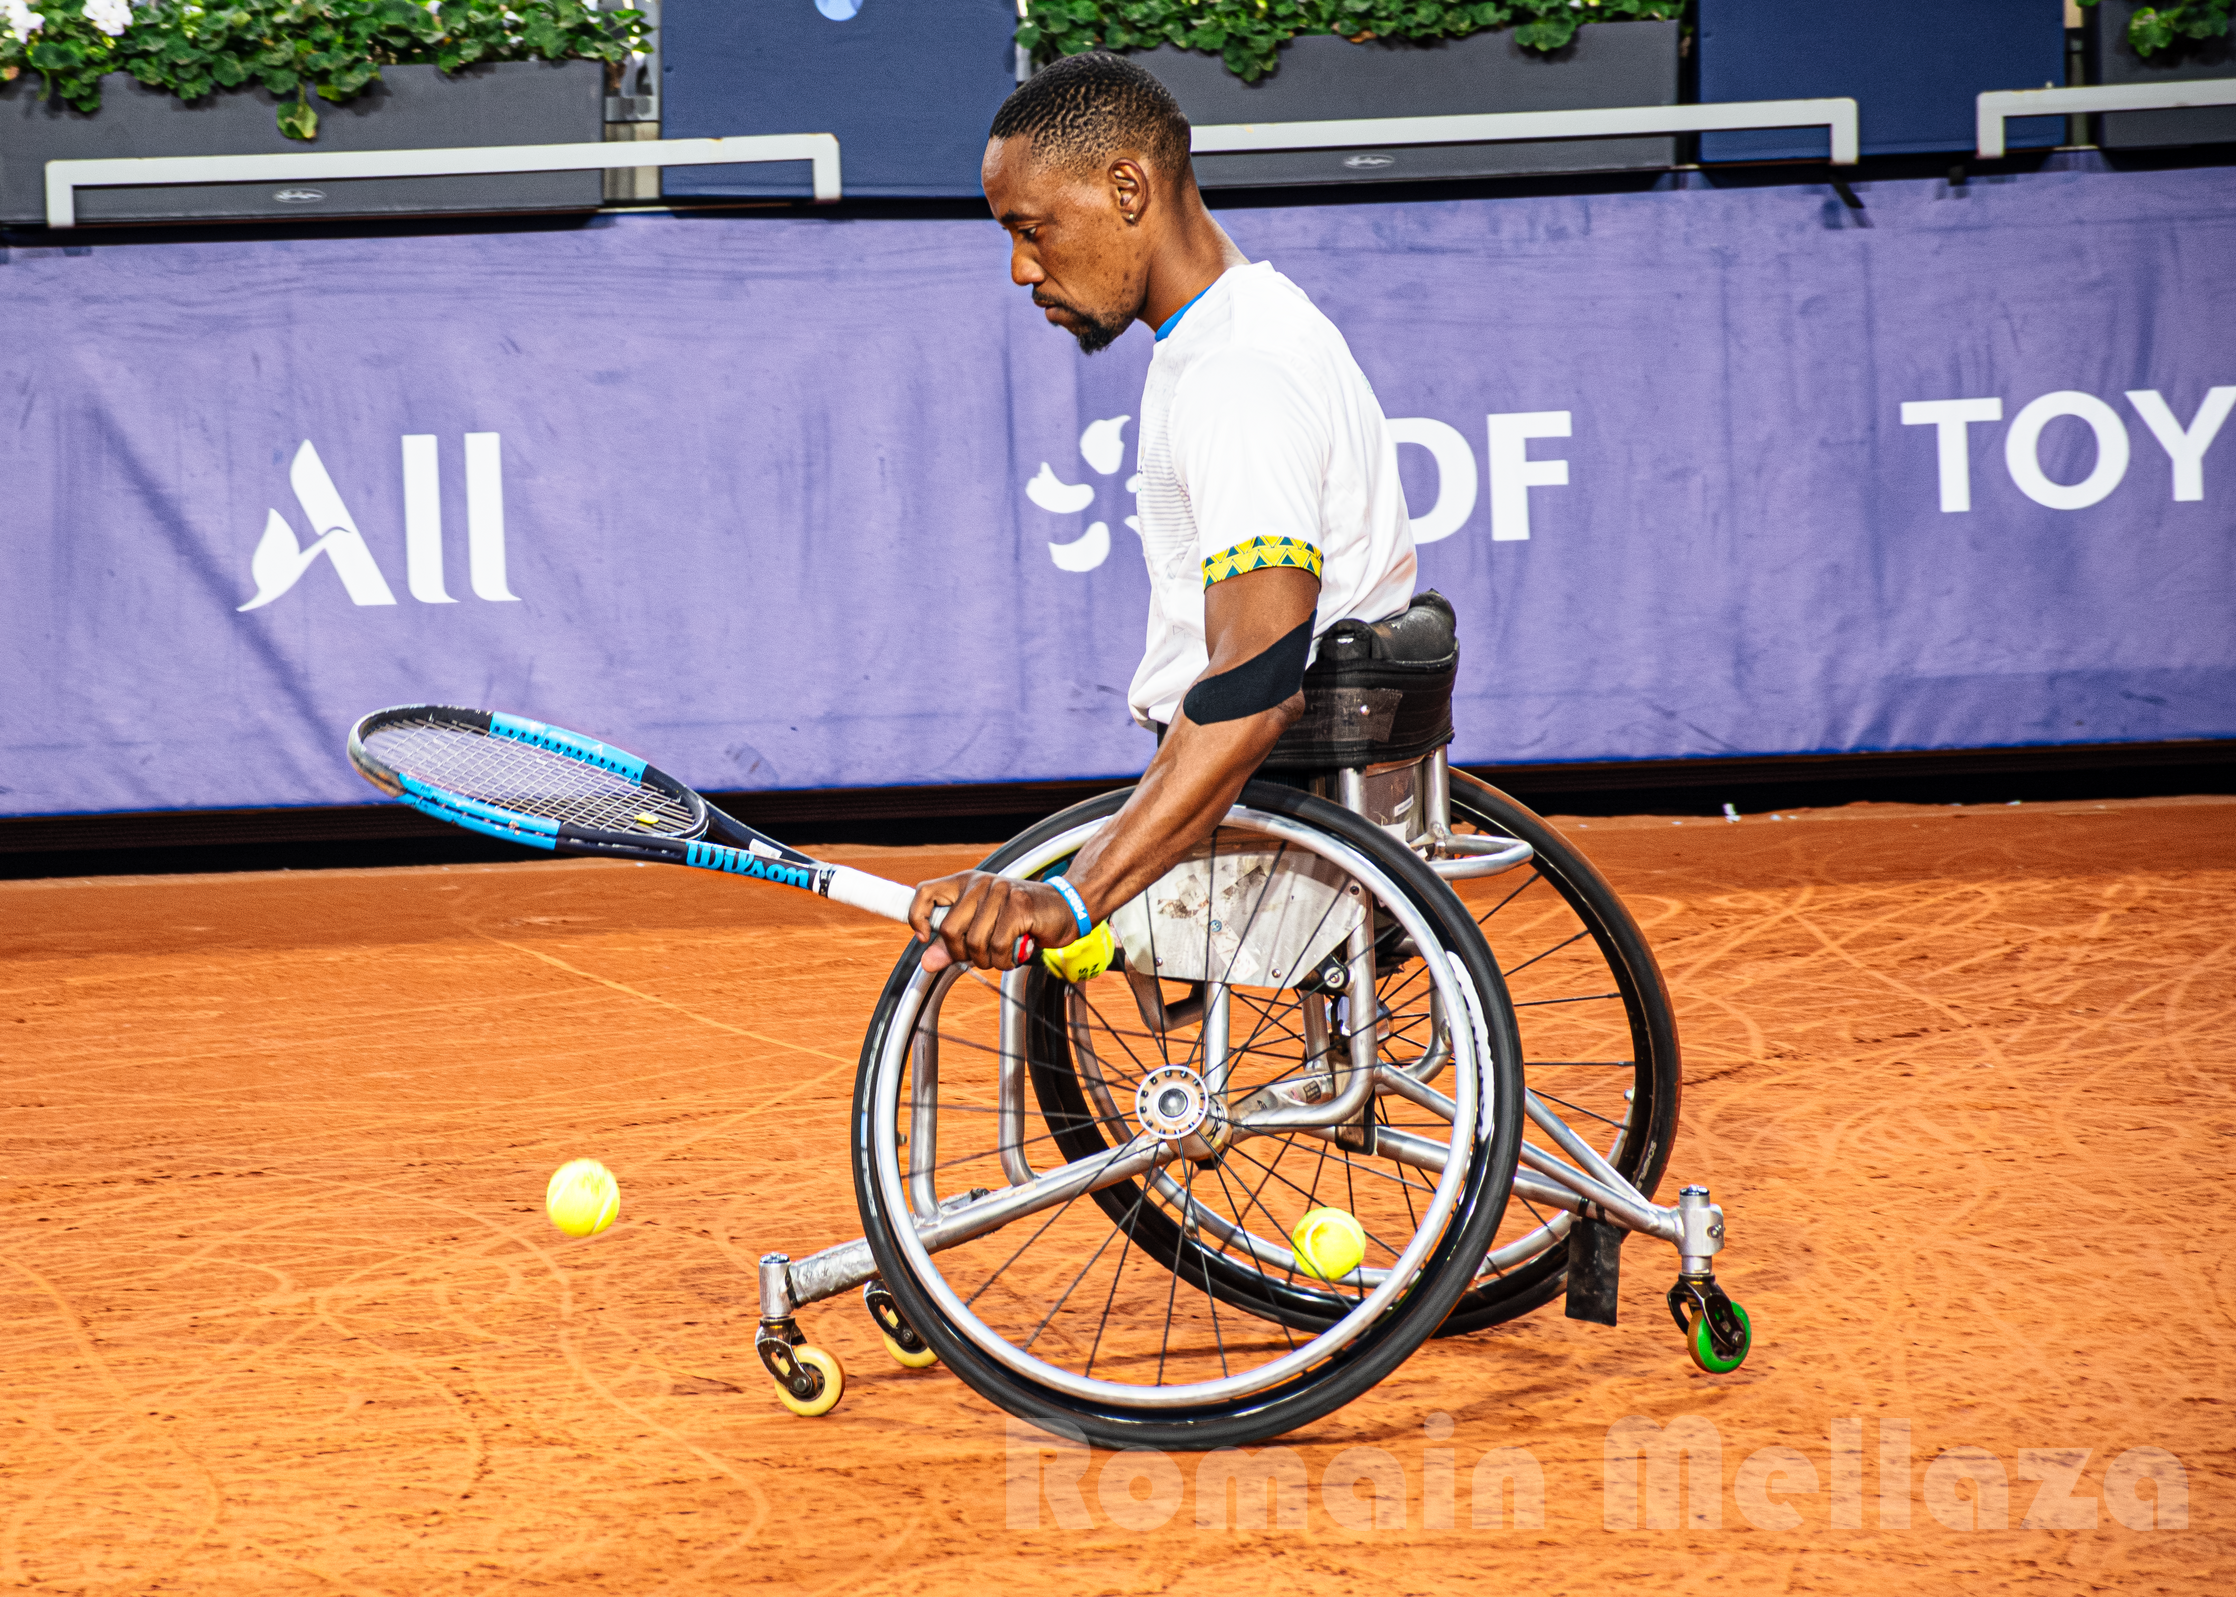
[1060,698,1299,922]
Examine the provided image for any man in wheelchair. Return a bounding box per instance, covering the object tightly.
[911,51,1441,972]
[772,61,1739,1427]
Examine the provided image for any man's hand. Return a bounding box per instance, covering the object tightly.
[910,872,1086,973]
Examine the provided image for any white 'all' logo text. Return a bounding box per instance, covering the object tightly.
[238,434,518,612]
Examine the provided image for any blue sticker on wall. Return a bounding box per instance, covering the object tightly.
[814,0,862,19]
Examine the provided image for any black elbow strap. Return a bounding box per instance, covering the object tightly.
[1182,619,1313,725]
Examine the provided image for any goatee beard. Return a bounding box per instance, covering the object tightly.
[1036,295,1130,355]
[1068,313,1129,355]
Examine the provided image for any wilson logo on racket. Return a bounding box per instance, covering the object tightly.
[683,839,818,891]
[239,436,519,613]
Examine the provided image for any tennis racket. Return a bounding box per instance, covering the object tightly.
[347,704,1035,960]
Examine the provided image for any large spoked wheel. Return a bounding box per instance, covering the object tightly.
[1435,773,1683,1334]
[852,782,1525,1452]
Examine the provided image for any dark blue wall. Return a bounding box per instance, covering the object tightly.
[662,0,1019,198]
[1700,0,2067,161]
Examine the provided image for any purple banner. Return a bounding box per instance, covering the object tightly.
[3,155,2232,818]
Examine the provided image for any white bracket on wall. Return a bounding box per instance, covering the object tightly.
[1976,79,2236,157]
[1191,98,1862,166]
[43,132,842,228]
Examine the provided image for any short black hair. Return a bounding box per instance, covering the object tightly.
[989,52,1192,184]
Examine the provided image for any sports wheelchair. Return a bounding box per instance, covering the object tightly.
[752,592,1749,1449]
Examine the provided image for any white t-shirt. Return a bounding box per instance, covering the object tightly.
[1128,260,1417,729]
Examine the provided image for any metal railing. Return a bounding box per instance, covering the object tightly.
[1976,79,2236,158]
[1191,98,1862,166]
[44,132,841,228]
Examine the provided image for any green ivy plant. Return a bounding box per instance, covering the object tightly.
[0,0,647,141]
[2077,0,2233,57]
[1017,0,1687,82]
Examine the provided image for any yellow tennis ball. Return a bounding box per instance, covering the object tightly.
[1040,919,1115,984]
[1292,1206,1366,1282]
[546,1159,619,1238]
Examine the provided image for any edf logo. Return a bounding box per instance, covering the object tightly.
[239,434,518,612]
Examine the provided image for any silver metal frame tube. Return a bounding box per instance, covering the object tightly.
[915,1136,1169,1252]
[1524,1089,1642,1203]
[1202,981,1232,1100]
[1424,746,1452,839]
[1516,1141,1680,1243]
[998,966,1035,1186]
[781,1240,874,1307]
[1510,1173,1585,1217]
[1376,1063,1457,1120]
[1428,835,1535,880]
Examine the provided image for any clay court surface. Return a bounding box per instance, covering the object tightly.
[4,795,2230,1593]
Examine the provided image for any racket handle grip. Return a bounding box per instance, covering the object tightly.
[922,906,1037,969]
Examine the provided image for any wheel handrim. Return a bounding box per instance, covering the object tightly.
[869,806,1495,1410]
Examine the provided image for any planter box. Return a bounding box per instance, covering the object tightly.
[0,61,602,227]
[1135,22,1680,188]
[659,0,1017,199]
[1698,0,2066,162]
[2086,0,2236,149]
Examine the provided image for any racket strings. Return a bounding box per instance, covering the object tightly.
[365,720,698,836]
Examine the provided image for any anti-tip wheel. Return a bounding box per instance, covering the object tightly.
[882,1333,938,1370]
[773,1345,846,1416]
[1686,1301,1752,1375]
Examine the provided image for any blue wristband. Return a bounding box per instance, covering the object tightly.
[1047,875,1093,941]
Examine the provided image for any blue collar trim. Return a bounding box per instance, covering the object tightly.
[1154,283,1213,342]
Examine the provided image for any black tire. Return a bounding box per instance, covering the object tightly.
[1433,773,1682,1335]
[850,780,1525,1451]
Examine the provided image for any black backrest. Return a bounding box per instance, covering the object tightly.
[1259,591,1458,773]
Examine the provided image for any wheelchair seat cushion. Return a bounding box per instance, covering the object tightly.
[1259,590,1459,773]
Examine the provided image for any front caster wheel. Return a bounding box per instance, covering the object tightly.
[1685,1301,1751,1374]
[882,1334,938,1370]
[865,1278,937,1368]
[772,1345,845,1416]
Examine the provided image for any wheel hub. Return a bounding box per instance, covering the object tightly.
[1135,1065,1211,1141]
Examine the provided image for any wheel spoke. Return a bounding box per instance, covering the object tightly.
[1188,1159,1230,1380]
[961,1137,1149,1309]
[1221,1142,1412,1261]
[1529,1087,1626,1133]
[1084,1182,1154,1377]
[1472,867,1547,928]
[1073,986,1161,1084]
[1214,1146,1314,1322]
[1502,927,1593,979]
[926,1105,1139,1179]
[929,1008,1153,1090]
[1025,1200,1138,1352]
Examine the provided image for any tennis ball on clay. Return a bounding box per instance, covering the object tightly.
[1291,1206,1366,1282]
[546,1159,620,1239]
[1040,920,1116,984]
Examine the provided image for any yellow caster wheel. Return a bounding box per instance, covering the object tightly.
[772,1345,845,1417]
[883,1333,938,1370]
[864,1278,937,1369]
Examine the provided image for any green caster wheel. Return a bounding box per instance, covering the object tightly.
[1685,1300,1751,1374]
